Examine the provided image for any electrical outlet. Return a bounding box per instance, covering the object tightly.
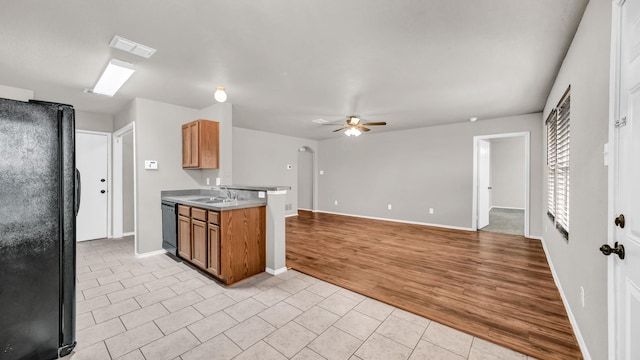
[320,170,324,175]
[429,208,434,214]
[388,204,392,210]
[215,177,221,186]
[334,200,338,206]
[580,286,585,307]
[206,177,210,185]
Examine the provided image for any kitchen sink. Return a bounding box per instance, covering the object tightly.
[188,197,234,204]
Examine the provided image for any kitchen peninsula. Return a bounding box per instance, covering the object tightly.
[161,185,289,285]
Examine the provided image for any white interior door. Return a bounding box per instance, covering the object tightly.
[76,132,109,241]
[478,139,491,229]
[612,1,640,359]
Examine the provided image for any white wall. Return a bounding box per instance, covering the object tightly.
[198,102,233,185]
[233,127,318,216]
[134,99,200,253]
[490,137,525,209]
[115,98,233,254]
[317,113,542,234]
[541,0,611,359]
[76,110,113,132]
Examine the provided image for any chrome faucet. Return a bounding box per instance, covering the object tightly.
[221,186,237,201]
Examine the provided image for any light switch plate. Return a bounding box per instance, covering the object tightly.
[144,160,158,170]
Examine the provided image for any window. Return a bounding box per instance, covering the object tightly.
[546,86,570,240]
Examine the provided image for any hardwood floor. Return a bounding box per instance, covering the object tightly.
[286,211,582,359]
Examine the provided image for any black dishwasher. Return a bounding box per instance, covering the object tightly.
[161,200,178,255]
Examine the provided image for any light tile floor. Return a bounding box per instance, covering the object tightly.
[64,237,537,360]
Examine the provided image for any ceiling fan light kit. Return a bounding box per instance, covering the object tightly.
[345,127,361,136]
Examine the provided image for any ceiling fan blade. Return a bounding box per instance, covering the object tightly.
[361,122,387,126]
[333,126,349,132]
[359,126,371,132]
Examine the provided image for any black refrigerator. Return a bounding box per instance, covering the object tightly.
[0,97,78,359]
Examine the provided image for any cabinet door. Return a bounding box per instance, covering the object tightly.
[207,223,220,277]
[182,121,199,168]
[177,215,191,260]
[191,219,207,269]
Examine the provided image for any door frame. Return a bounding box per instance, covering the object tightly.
[112,122,137,245]
[608,1,623,358]
[472,132,530,237]
[477,139,491,229]
[76,129,112,239]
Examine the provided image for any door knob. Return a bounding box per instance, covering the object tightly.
[600,242,625,260]
[615,214,625,228]
[100,190,106,194]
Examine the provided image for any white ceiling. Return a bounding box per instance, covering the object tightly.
[0,0,587,140]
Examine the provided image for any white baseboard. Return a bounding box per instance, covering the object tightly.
[539,237,591,360]
[265,267,288,275]
[526,235,543,241]
[123,232,135,237]
[297,208,313,212]
[316,210,474,232]
[135,248,167,259]
[285,213,298,218]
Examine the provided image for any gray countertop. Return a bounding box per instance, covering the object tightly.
[162,195,266,211]
[226,185,291,191]
[160,185,287,211]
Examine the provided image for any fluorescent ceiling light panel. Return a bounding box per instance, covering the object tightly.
[110,35,156,58]
[92,59,135,96]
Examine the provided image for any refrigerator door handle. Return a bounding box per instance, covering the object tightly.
[75,168,81,216]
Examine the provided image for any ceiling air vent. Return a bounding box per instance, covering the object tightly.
[109,35,156,59]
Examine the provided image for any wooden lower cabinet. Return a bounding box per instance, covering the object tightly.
[220,206,266,285]
[176,205,266,285]
[177,214,191,260]
[207,223,220,277]
[191,219,207,269]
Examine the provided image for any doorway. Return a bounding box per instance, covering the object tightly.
[76,130,111,241]
[472,132,530,237]
[113,123,137,244]
[297,146,314,212]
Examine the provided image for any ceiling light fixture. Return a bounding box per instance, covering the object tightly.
[214,87,227,102]
[470,117,478,122]
[86,59,135,97]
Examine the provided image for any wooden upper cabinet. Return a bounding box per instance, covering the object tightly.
[182,119,219,169]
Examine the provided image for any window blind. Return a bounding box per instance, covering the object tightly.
[555,93,570,238]
[546,109,557,220]
[546,87,570,240]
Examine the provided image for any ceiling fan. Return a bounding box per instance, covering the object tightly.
[329,115,387,136]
